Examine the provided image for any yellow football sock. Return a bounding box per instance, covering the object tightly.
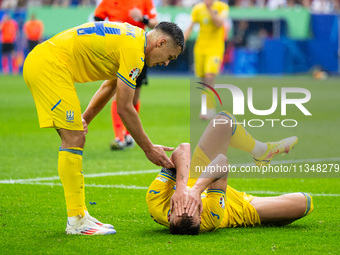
[301,193,314,217]
[202,91,215,110]
[218,111,256,153]
[58,147,86,217]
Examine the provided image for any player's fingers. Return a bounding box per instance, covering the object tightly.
[173,201,179,216]
[185,199,192,214]
[177,201,182,216]
[161,158,174,169]
[162,146,174,151]
[187,200,197,217]
[183,196,188,209]
[166,157,175,168]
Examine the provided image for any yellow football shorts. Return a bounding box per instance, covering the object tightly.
[194,53,223,78]
[189,146,261,228]
[220,186,260,228]
[23,43,83,130]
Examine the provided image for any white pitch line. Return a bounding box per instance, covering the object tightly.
[0,157,339,184]
[12,182,149,190]
[3,181,339,197]
[0,169,160,184]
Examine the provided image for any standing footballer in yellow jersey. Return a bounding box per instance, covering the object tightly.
[23,21,184,235]
[146,112,312,235]
[185,0,229,119]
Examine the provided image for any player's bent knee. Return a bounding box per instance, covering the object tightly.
[60,130,86,148]
[212,114,233,131]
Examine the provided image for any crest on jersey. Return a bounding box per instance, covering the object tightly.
[219,196,225,209]
[129,68,141,81]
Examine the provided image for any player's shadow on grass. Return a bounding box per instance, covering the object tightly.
[258,224,308,229]
[141,224,307,237]
[142,228,170,235]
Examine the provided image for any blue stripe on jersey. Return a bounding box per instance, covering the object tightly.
[77,22,121,37]
[117,72,136,89]
[51,99,61,111]
[94,22,105,36]
[59,147,83,156]
[207,189,226,195]
[159,173,176,182]
[104,26,121,35]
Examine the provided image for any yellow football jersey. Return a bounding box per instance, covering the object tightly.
[147,144,261,233]
[45,21,146,88]
[146,170,225,233]
[192,1,229,55]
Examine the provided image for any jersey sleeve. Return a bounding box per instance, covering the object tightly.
[200,189,226,232]
[146,0,157,19]
[191,5,199,23]
[117,47,145,89]
[146,168,176,228]
[219,3,229,19]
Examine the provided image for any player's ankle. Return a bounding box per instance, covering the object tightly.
[68,215,83,226]
[251,141,268,158]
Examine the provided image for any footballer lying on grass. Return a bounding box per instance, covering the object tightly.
[146,111,313,235]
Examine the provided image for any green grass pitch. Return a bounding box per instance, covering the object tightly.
[0,74,339,254]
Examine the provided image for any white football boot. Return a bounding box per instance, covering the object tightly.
[85,211,115,229]
[66,215,116,235]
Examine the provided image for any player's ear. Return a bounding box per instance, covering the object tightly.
[157,38,167,48]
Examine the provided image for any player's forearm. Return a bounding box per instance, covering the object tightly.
[184,23,194,42]
[82,80,116,125]
[117,104,153,152]
[172,143,190,190]
[191,154,229,194]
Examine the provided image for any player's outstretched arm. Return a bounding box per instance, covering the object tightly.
[184,22,195,42]
[82,79,117,125]
[116,78,174,168]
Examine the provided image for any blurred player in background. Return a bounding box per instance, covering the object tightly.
[146,112,310,235]
[23,14,44,53]
[0,14,19,74]
[24,21,184,235]
[185,0,229,119]
[94,0,158,150]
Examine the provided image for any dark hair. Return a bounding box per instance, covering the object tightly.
[169,213,200,235]
[154,21,185,53]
